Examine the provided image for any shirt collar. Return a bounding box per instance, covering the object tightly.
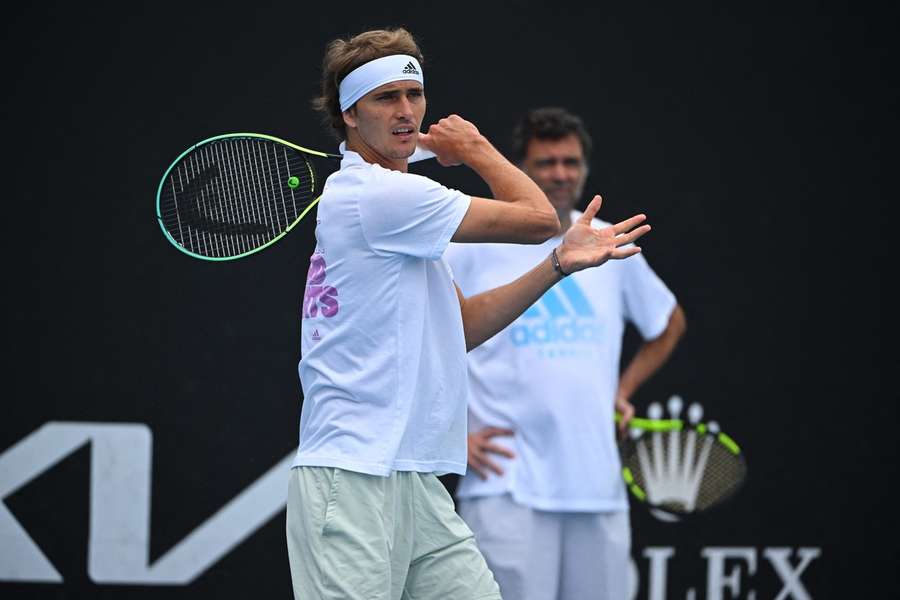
[337,141,366,169]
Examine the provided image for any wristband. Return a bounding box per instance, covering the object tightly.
[551,247,570,277]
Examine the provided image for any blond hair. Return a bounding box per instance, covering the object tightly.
[313,28,424,140]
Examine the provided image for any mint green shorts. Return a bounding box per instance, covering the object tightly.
[287,466,502,600]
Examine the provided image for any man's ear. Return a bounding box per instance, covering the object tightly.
[342,107,357,130]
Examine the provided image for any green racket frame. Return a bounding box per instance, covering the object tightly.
[155,133,338,261]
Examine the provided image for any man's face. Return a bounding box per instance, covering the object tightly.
[521,134,588,213]
[343,80,426,161]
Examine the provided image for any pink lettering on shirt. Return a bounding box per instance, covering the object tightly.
[303,254,340,318]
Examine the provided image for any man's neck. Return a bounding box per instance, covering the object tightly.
[345,135,408,172]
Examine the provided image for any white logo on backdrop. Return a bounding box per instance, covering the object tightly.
[1,421,820,598]
[0,422,292,584]
[631,396,723,522]
[639,546,821,600]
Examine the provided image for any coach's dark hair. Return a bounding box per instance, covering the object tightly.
[510,107,593,164]
[313,28,424,141]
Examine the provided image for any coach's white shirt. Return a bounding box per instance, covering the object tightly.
[293,149,471,477]
[446,212,676,512]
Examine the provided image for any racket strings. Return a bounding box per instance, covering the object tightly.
[695,444,746,510]
[159,138,317,258]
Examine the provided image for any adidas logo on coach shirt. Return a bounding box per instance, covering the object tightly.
[509,278,603,350]
[402,61,420,75]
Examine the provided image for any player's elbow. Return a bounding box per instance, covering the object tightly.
[526,210,561,243]
[503,208,559,243]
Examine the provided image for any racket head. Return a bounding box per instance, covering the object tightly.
[618,417,747,520]
[156,133,340,261]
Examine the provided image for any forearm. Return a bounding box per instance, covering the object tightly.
[618,342,675,400]
[423,116,559,243]
[466,139,554,213]
[460,254,562,351]
[618,306,686,399]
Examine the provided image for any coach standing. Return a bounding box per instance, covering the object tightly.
[446,107,686,600]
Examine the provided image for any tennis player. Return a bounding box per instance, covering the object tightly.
[287,28,650,600]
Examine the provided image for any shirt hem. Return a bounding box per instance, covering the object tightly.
[456,487,629,513]
[292,455,466,477]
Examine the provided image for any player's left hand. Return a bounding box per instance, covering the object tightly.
[556,195,650,274]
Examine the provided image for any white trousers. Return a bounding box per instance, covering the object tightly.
[458,494,631,600]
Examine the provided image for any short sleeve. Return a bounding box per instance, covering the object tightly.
[621,253,677,340]
[358,170,471,260]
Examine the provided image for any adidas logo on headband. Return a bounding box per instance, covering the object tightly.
[339,55,424,111]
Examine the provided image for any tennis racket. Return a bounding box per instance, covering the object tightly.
[156,133,435,261]
[616,397,747,521]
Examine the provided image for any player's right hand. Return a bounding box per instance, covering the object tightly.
[467,426,516,480]
[418,114,484,167]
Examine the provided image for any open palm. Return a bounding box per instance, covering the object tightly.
[557,195,651,274]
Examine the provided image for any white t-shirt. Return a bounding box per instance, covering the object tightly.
[445,210,676,511]
[292,149,472,477]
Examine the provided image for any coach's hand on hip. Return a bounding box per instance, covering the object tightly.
[467,427,516,480]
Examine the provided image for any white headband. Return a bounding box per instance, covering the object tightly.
[338,54,424,112]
